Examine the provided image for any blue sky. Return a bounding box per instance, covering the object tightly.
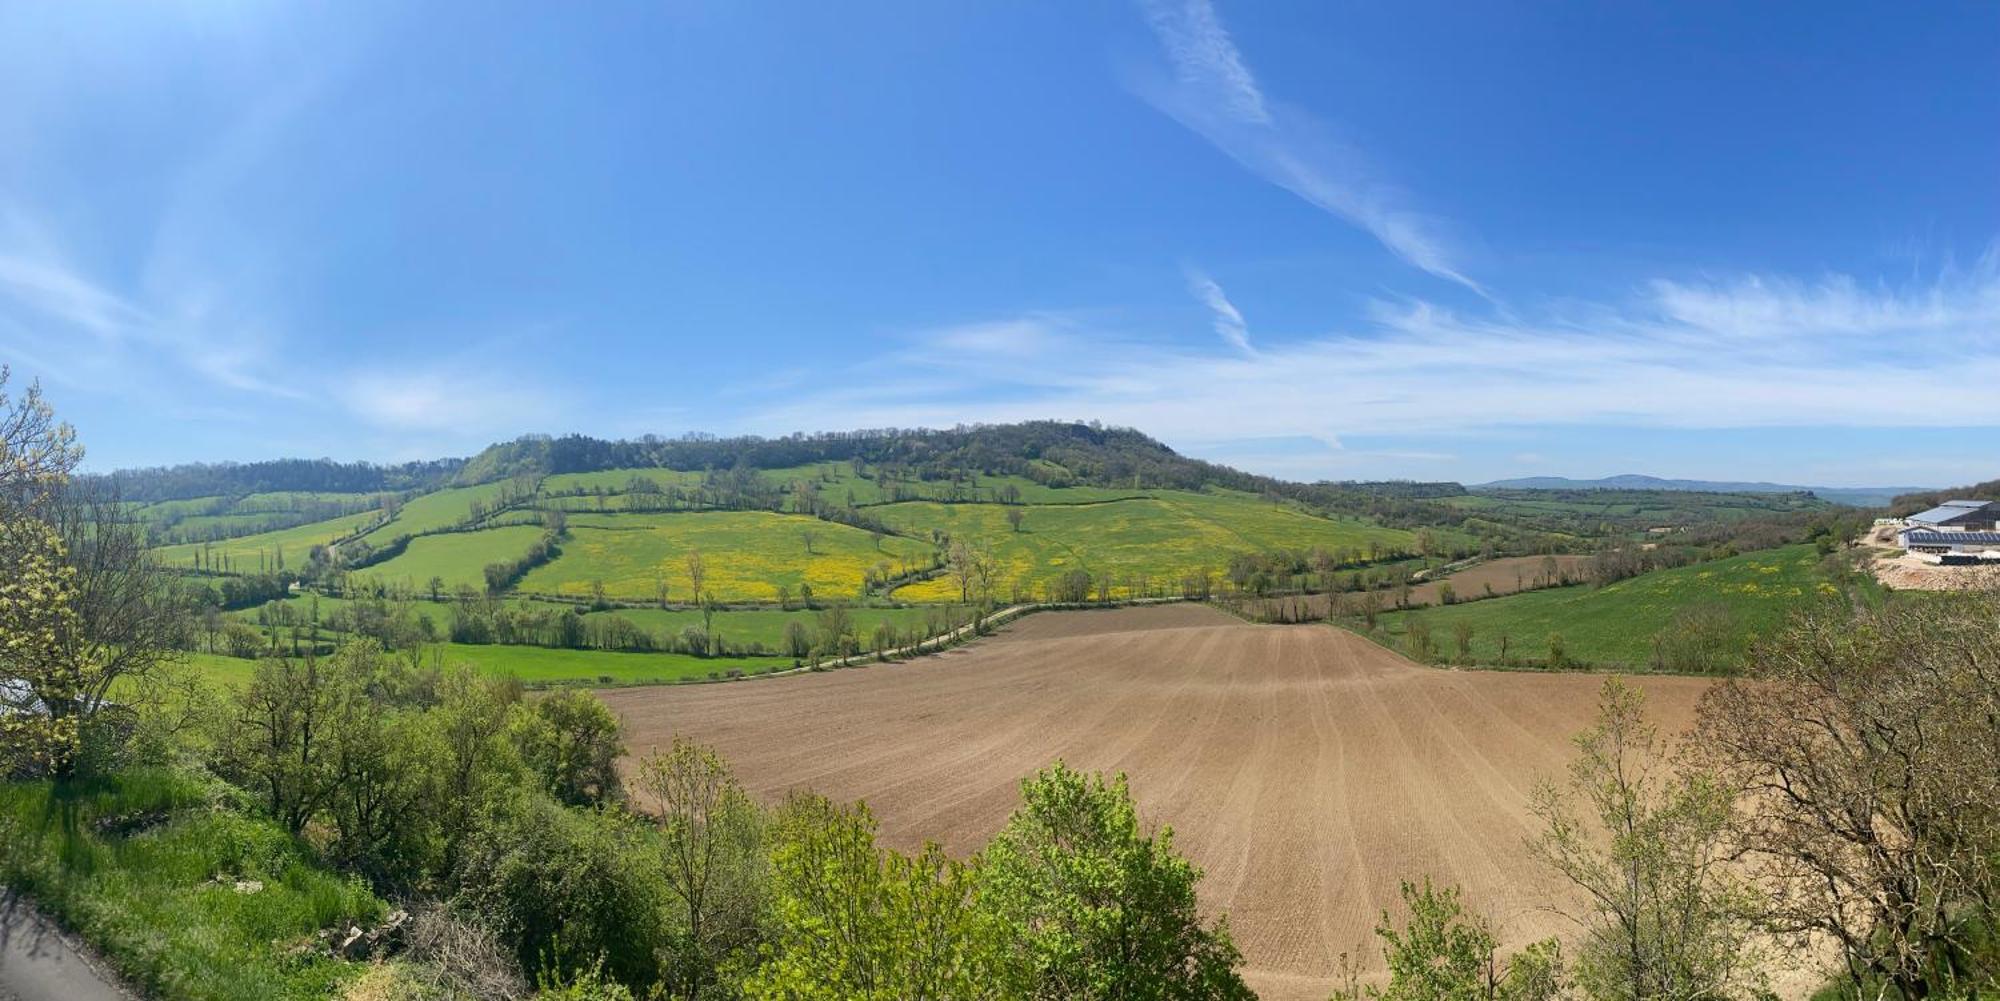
[4,1,1997,486]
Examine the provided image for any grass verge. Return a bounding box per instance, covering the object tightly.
[0,769,381,1001]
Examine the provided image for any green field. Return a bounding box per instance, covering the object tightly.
[354,523,548,591]
[583,603,958,649]
[355,480,519,546]
[1371,544,1850,669]
[541,467,708,495]
[183,641,789,689]
[152,509,385,572]
[136,491,393,545]
[131,495,227,521]
[757,463,1154,507]
[225,592,956,654]
[430,642,792,684]
[535,464,1153,510]
[880,490,1419,601]
[518,511,934,602]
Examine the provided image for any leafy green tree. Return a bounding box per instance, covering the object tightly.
[1531,679,1762,1001]
[426,664,524,881]
[978,762,1253,1000]
[513,689,626,807]
[742,792,1006,1000]
[1330,879,1565,1001]
[815,604,855,658]
[635,738,767,998]
[782,620,812,659]
[322,641,436,882]
[454,795,667,990]
[214,654,345,833]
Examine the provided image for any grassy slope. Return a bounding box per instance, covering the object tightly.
[881,490,1418,601]
[130,496,226,521]
[183,642,789,689]
[1372,544,1842,668]
[758,463,1154,506]
[354,523,548,591]
[427,642,791,684]
[540,468,708,494]
[582,604,957,649]
[0,771,379,1001]
[518,511,933,602]
[355,480,516,546]
[224,593,952,655]
[151,510,384,571]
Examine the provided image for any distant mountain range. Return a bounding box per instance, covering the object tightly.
[1474,474,1932,508]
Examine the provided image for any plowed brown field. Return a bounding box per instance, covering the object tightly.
[600,603,1710,1000]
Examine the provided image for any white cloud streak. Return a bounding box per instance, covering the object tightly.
[744,258,2000,458]
[1134,0,1481,292]
[1183,266,1254,354]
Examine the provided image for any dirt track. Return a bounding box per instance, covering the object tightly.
[600,604,1710,1000]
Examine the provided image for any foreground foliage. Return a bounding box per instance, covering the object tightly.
[0,770,382,1000]
[1696,593,2000,1000]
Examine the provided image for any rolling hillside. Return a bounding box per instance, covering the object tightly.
[1370,544,1857,670]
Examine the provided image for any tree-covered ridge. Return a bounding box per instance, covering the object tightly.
[1889,477,2000,516]
[94,455,464,503]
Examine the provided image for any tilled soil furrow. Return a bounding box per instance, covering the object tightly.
[600,604,1706,1001]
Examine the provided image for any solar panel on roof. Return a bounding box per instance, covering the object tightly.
[1903,531,2000,545]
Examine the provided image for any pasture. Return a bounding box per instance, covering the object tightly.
[181,641,789,690]
[581,604,962,650]
[353,523,550,592]
[600,603,1712,1001]
[881,490,1420,601]
[518,511,934,602]
[150,509,384,572]
[355,480,519,546]
[1371,544,1846,669]
[757,463,1156,506]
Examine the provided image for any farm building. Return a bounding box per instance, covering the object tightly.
[1904,499,2000,531]
[1901,529,2000,558]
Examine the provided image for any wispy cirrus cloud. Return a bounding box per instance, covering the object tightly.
[1132,0,1481,292]
[0,209,562,448]
[1183,266,1255,355]
[341,368,560,437]
[741,255,2000,474]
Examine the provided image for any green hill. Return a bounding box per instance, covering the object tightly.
[880,490,1422,601]
[1370,544,1858,671]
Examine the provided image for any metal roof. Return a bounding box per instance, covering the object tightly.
[1909,500,1997,524]
[1903,530,2000,546]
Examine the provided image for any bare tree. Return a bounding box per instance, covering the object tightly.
[48,479,187,717]
[0,367,81,511]
[1531,679,1763,1001]
[1693,595,2000,1000]
[799,527,818,555]
[686,549,706,601]
[1006,508,1025,533]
